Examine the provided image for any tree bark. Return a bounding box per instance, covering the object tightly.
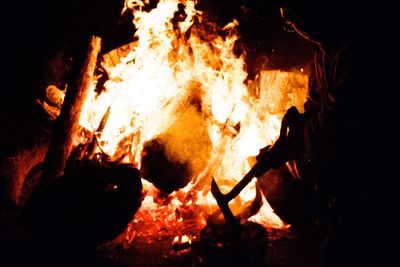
[40,35,102,184]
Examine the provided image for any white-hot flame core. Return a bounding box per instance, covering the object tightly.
[79,0,308,231]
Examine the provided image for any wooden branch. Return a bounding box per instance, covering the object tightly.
[40,35,102,184]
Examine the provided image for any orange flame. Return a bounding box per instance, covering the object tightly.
[79,0,308,241]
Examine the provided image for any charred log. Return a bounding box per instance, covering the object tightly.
[140,138,190,194]
[23,159,142,248]
[140,104,212,194]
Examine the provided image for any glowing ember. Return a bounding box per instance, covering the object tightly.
[77,0,307,243]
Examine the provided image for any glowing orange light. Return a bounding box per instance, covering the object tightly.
[77,0,308,239]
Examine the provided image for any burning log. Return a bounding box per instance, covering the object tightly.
[140,138,190,194]
[40,35,102,184]
[140,105,212,194]
[23,159,143,248]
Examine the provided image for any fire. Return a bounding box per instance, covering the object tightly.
[78,0,308,243]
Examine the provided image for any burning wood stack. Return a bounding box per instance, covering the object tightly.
[1,0,315,266]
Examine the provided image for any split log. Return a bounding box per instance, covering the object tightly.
[101,41,136,69]
[40,35,102,184]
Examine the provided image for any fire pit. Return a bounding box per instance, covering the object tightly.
[73,0,308,264]
[0,0,318,266]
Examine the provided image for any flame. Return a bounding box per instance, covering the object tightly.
[78,0,308,242]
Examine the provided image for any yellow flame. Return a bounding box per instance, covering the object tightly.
[79,0,308,230]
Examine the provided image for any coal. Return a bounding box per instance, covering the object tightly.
[23,159,143,249]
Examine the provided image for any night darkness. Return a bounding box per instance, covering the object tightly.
[1,1,399,267]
